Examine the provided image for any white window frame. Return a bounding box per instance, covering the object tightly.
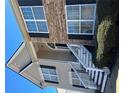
[65,4,96,35]
[39,67,59,82]
[19,6,49,33]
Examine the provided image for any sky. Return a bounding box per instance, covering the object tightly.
[5,0,57,93]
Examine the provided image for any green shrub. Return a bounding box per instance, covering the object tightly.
[94,0,119,68]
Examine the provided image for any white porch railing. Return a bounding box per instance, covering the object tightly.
[67,44,110,92]
[69,62,97,90]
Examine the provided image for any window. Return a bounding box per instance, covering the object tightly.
[66,4,96,35]
[40,66,59,83]
[37,21,48,32]
[68,21,79,33]
[47,43,68,50]
[25,21,37,32]
[67,6,79,20]
[32,7,45,19]
[55,44,68,49]
[81,22,93,33]
[21,8,34,19]
[72,72,84,87]
[81,5,95,20]
[20,6,48,33]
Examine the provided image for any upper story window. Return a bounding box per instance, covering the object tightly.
[66,4,96,35]
[40,65,59,83]
[20,6,48,33]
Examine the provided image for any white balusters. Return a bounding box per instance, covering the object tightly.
[98,72,102,86]
[86,52,89,67]
[85,52,88,72]
[101,74,108,92]
[83,49,86,65]
[91,70,95,79]
[94,71,98,84]
[80,45,83,61]
[89,61,92,77]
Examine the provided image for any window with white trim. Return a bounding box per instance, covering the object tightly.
[40,66,59,83]
[20,6,48,33]
[66,4,96,35]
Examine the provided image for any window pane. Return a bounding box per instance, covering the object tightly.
[68,22,79,33]
[37,21,48,32]
[33,7,45,19]
[81,22,93,33]
[26,21,37,32]
[49,69,56,75]
[21,8,34,19]
[51,76,58,82]
[41,68,50,74]
[43,74,50,80]
[67,6,79,20]
[81,5,95,20]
